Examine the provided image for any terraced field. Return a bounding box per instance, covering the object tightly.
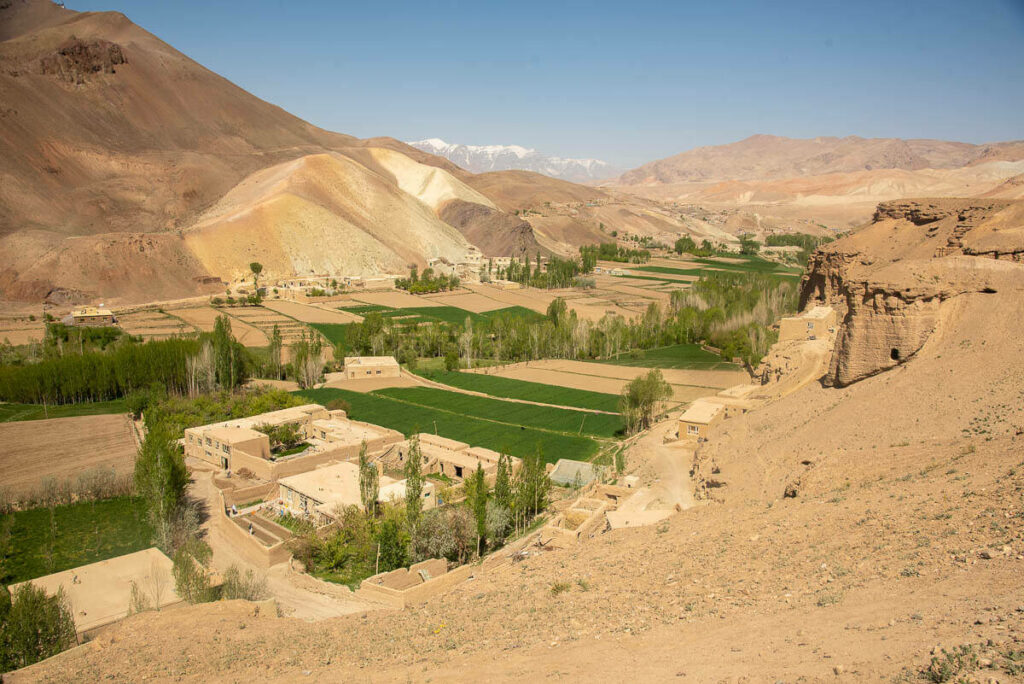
[419,370,621,412]
[374,386,624,437]
[296,387,601,462]
[117,310,195,341]
[216,306,299,347]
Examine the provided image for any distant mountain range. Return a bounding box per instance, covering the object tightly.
[617,134,1024,185]
[408,138,621,182]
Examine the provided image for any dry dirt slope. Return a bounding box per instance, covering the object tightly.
[14,208,1024,682]
[0,0,544,303]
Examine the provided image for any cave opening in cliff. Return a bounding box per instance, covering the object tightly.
[890,348,901,361]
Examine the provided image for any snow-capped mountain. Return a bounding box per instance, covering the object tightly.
[408,138,621,182]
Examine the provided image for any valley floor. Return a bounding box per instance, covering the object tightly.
[11,293,1024,683]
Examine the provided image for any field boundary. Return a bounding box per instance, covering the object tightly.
[407,370,622,415]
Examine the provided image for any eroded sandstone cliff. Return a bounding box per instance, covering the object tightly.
[801,199,1024,386]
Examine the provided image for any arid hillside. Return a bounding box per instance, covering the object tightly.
[0,0,548,303]
[620,134,1024,184]
[0,0,732,305]
[14,201,1024,682]
[614,135,1024,229]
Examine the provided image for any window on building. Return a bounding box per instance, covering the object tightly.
[222,444,230,454]
[687,424,699,436]
[376,370,381,375]
[205,437,212,446]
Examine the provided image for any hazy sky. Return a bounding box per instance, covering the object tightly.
[67,0,1024,167]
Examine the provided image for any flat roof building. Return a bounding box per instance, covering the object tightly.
[382,434,521,482]
[10,548,181,636]
[183,404,402,480]
[343,356,401,380]
[64,306,116,327]
[778,305,837,343]
[278,461,436,523]
[678,399,726,441]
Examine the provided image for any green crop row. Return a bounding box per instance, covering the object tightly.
[374,386,624,438]
[419,370,621,412]
[296,388,600,462]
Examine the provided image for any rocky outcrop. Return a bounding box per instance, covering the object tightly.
[801,199,1024,386]
[40,36,126,84]
[438,199,543,257]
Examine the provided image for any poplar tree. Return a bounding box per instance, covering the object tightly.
[464,463,488,556]
[358,441,378,516]
[403,435,425,532]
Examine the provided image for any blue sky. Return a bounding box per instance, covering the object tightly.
[67,0,1024,167]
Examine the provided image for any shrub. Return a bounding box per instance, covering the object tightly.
[172,538,216,604]
[411,507,474,564]
[0,583,76,672]
[219,565,269,601]
[922,645,978,683]
[325,398,351,414]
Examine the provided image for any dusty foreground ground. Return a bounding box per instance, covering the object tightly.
[0,414,137,499]
[13,294,1024,682]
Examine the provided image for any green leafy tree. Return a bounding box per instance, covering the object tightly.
[618,369,672,434]
[134,423,189,550]
[0,584,76,672]
[374,518,408,572]
[249,262,263,290]
[411,507,474,564]
[443,345,460,371]
[268,324,283,379]
[464,463,489,556]
[171,538,216,604]
[493,452,513,511]
[546,297,568,327]
[357,441,378,516]
[403,435,424,532]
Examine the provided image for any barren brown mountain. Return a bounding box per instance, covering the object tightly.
[0,0,730,305]
[619,134,1024,184]
[12,198,1024,682]
[0,0,560,303]
[614,135,1024,229]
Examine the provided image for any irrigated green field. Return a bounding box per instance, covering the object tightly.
[4,496,154,583]
[375,386,623,438]
[594,343,738,370]
[309,322,357,349]
[633,258,801,280]
[420,370,621,412]
[0,399,129,423]
[296,387,601,462]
